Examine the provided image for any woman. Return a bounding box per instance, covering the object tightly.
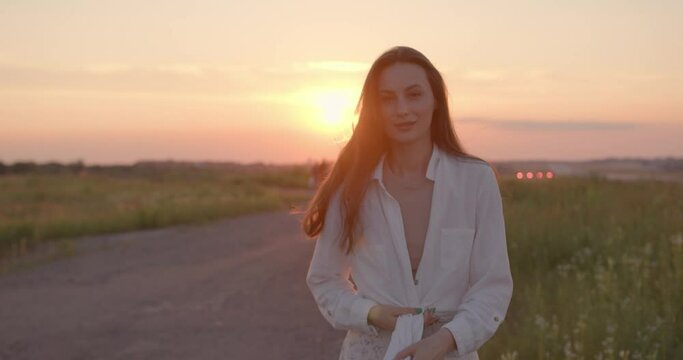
[303,46,513,360]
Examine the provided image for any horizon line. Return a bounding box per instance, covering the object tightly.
[3,155,683,168]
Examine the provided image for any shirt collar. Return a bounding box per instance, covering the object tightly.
[372,144,441,182]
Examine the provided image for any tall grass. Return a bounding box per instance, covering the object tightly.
[2,169,680,357]
[0,167,311,262]
[482,177,683,359]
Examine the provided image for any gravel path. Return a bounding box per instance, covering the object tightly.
[0,210,343,359]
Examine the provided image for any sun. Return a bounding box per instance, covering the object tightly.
[305,87,358,132]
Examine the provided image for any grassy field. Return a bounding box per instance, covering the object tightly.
[1,169,680,357]
[484,176,683,359]
[0,166,312,269]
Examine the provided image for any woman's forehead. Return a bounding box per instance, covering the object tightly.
[377,62,430,92]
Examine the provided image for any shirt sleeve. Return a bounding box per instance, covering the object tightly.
[305,191,380,336]
[442,165,514,356]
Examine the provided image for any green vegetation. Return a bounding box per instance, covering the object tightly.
[483,177,683,359]
[0,166,312,266]
[2,167,680,357]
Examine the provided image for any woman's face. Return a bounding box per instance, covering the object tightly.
[377,62,436,145]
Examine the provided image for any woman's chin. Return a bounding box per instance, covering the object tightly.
[386,131,430,145]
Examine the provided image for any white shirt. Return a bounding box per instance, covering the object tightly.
[306,144,513,359]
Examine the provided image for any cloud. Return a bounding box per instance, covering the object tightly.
[305,61,369,73]
[84,63,219,76]
[445,67,556,84]
[259,61,370,75]
[83,63,134,74]
[460,70,505,81]
[155,64,205,76]
[459,117,638,131]
[0,62,267,96]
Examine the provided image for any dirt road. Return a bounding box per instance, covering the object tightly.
[0,210,344,359]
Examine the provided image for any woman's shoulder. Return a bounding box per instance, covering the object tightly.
[438,151,500,189]
[440,151,494,175]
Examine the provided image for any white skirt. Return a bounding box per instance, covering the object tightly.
[338,315,479,360]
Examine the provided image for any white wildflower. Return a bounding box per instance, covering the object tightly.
[500,350,518,360]
[535,314,548,330]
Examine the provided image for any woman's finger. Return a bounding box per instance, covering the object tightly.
[393,344,416,360]
[423,311,438,328]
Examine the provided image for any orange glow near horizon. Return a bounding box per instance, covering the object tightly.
[0,1,681,163]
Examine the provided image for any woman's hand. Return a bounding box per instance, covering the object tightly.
[392,328,457,360]
[367,305,439,331]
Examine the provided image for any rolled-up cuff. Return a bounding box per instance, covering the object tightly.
[442,313,474,357]
[350,297,380,335]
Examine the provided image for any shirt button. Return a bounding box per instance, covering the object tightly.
[494,316,499,322]
[414,279,419,285]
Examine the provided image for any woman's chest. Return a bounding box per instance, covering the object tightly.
[383,181,435,269]
[352,181,477,296]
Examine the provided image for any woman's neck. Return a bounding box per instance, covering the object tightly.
[386,137,433,177]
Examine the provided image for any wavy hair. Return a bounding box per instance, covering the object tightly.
[302,46,481,254]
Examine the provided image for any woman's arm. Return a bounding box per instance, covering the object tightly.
[305,191,380,335]
[441,165,514,356]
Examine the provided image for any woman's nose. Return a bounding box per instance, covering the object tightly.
[395,96,409,115]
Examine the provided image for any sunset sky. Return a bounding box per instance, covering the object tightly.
[1,0,681,164]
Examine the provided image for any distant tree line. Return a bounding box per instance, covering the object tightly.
[0,160,87,175]
[0,160,311,178]
[0,160,183,177]
[2,157,681,177]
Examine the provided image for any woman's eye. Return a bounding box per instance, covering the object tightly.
[380,97,393,103]
[409,92,422,98]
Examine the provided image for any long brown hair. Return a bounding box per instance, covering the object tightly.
[302,46,480,254]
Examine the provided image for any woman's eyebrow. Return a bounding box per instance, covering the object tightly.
[379,84,422,94]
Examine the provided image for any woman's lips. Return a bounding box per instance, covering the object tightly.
[394,121,416,132]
